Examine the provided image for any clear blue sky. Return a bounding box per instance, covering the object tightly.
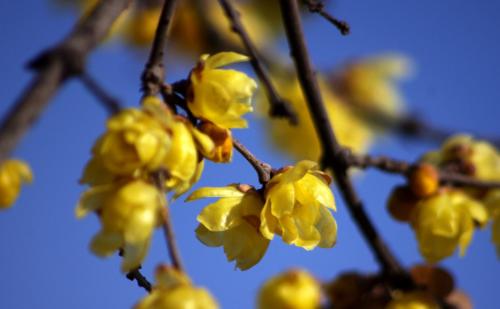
[0,1,499,308]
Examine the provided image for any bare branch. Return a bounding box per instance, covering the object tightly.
[303,0,350,35]
[279,0,408,282]
[233,139,273,184]
[218,0,298,124]
[0,0,131,162]
[141,0,178,97]
[79,72,122,115]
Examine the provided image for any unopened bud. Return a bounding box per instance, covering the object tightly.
[408,163,439,198]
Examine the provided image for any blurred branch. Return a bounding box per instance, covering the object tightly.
[218,0,298,124]
[302,0,350,35]
[79,72,122,115]
[279,0,410,285]
[342,149,500,189]
[0,0,131,163]
[233,139,273,184]
[126,269,153,293]
[141,0,178,96]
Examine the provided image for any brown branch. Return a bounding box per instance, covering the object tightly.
[279,0,409,283]
[343,150,500,189]
[218,0,298,124]
[233,139,272,184]
[141,0,178,97]
[79,72,122,115]
[303,0,350,35]
[0,0,130,163]
[126,268,153,293]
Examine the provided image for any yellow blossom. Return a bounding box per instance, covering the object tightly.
[0,159,33,208]
[197,121,233,163]
[411,189,488,262]
[76,180,163,272]
[188,52,257,129]
[258,75,372,161]
[333,54,410,117]
[257,269,322,309]
[124,7,161,47]
[187,184,269,270]
[135,265,219,309]
[386,291,439,309]
[422,134,500,181]
[261,160,337,250]
[83,99,171,180]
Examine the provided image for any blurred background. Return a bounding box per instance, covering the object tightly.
[0,0,499,308]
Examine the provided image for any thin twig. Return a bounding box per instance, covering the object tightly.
[218,0,298,124]
[0,0,130,163]
[141,0,178,97]
[303,0,350,35]
[79,72,122,115]
[279,0,408,283]
[126,269,153,293]
[343,150,500,189]
[233,139,272,184]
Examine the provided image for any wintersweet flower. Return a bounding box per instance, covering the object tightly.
[333,54,410,117]
[134,266,219,309]
[197,121,233,163]
[258,269,322,309]
[258,75,372,161]
[411,189,488,263]
[261,160,337,250]
[386,291,439,309]
[187,184,269,270]
[188,52,257,129]
[84,98,171,178]
[0,159,33,208]
[76,180,163,272]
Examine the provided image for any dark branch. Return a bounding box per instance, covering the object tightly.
[303,0,350,35]
[79,72,122,115]
[0,0,130,163]
[126,268,152,293]
[279,0,408,281]
[141,0,178,97]
[218,0,298,124]
[233,139,272,184]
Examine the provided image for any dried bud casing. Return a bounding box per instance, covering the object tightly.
[387,186,419,222]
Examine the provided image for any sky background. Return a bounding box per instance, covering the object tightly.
[1,0,499,308]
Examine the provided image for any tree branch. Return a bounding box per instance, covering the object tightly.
[233,139,273,184]
[218,0,298,124]
[0,0,130,163]
[141,0,178,97]
[279,0,408,282]
[79,72,122,115]
[302,0,350,35]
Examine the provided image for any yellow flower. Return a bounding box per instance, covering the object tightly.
[0,159,33,208]
[197,121,233,163]
[411,189,488,262]
[84,99,171,179]
[258,75,372,161]
[333,54,410,117]
[124,7,161,47]
[188,52,257,129]
[257,269,322,309]
[386,291,439,309]
[187,184,269,270]
[163,117,208,197]
[135,265,219,309]
[422,134,500,181]
[76,180,163,272]
[261,160,337,250]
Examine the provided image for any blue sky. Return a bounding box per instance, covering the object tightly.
[0,1,499,308]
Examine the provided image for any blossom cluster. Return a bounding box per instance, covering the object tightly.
[388,134,500,262]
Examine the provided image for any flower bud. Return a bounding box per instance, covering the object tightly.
[387,186,419,222]
[408,163,439,198]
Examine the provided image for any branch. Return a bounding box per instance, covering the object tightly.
[0,0,130,163]
[218,0,298,124]
[141,0,178,97]
[126,269,153,293]
[279,0,408,282]
[79,72,122,115]
[233,139,273,184]
[343,150,500,189]
[302,0,350,35]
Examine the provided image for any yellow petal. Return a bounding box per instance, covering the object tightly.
[90,230,123,257]
[197,197,243,232]
[186,185,244,201]
[75,184,113,218]
[316,206,337,248]
[196,224,224,247]
[204,52,249,69]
